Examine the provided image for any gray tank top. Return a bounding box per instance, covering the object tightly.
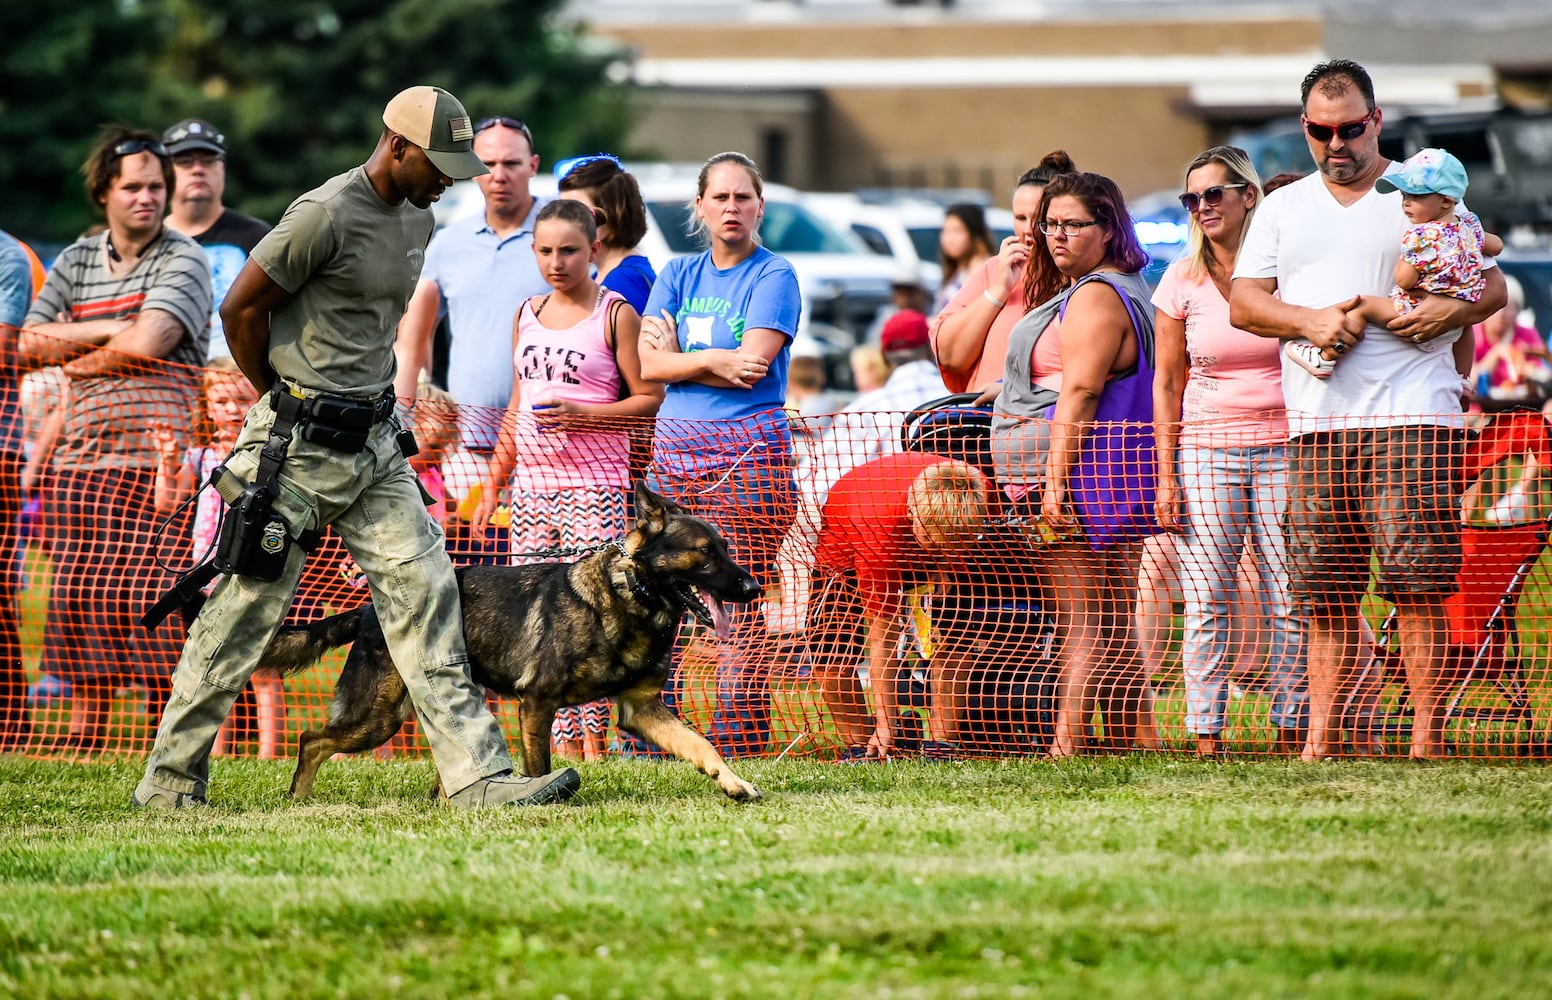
[990,271,1154,487]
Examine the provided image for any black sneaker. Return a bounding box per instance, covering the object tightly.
[834,745,875,765]
[919,740,962,762]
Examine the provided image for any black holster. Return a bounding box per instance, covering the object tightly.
[212,477,291,582]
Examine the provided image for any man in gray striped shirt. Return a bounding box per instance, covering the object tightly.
[21,127,212,751]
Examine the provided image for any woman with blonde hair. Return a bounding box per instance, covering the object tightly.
[1152,145,1307,756]
[849,344,889,394]
[990,171,1162,757]
[638,151,801,758]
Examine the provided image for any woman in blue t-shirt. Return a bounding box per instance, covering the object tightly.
[638,151,801,758]
[555,154,657,313]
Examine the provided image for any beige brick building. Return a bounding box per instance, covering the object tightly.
[576,2,1534,201]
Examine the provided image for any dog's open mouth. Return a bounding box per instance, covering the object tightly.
[677,582,732,639]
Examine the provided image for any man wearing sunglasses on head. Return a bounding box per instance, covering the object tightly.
[1229,59,1508,763]
[161,118,272,362]
[393,113,549,505]
[19,128,214,750]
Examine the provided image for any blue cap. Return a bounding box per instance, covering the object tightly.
[1376,148,1468,201]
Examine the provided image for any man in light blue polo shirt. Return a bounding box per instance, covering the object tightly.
[0,230,34,752]
[394,116,549,489]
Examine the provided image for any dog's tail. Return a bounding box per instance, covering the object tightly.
[260,609,369,677]
[170,586,366,680]
[171,586,366,676]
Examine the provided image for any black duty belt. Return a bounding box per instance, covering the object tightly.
[273,381,396,454]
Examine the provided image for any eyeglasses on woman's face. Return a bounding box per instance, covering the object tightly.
[1301,109,1375,144]
[1178,183,1249,214]
[1038,219,1101,238]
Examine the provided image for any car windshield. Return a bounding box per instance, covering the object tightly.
[649,200,863,255]
[907,227,940,263]
[909,224,1014,264]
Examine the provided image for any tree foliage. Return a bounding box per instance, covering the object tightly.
[0,0,633,244]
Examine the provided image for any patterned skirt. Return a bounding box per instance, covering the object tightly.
[507,485,628,739]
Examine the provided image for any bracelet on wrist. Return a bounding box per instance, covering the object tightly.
[983,290,1006,309]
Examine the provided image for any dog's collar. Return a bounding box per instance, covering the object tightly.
[611,539,669,612]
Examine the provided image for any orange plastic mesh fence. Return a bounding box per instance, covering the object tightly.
[4,354,1550,765]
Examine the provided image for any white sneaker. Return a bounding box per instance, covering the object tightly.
[1284,340,1337,379]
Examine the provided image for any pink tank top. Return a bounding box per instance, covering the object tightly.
[508,288,631,491]
[1030,313,1065,391]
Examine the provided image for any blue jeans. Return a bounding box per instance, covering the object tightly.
[1177,444,1307,734]
[623,456,795,758]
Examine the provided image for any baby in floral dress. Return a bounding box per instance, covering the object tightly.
[1283,148,1504,379]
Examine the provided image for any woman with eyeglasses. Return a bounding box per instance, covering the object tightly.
[989,171,1161,758]
[636,151,801,759]
[556,154,657,313]
[931,152,1076,399]
[1151,146,1308,757]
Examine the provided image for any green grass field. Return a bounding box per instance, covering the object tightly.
[2,755,1549,999]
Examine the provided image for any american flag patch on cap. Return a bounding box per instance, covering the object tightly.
[449,116,473,142]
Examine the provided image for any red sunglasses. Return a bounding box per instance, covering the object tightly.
[1302,109,1376,144]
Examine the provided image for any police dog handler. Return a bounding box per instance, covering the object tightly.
[135,87,581,809]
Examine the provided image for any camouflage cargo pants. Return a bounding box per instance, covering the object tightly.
[140,391,513,799]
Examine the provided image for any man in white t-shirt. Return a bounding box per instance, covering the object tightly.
[1230,59,1507,761]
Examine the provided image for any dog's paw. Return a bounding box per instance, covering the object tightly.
[721,776,762,802]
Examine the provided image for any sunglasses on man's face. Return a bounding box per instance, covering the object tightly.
[1301,109,1376,144]
[1179,183,1249,213]
[112,139,168,159]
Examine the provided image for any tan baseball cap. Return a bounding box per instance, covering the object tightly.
[382,86,488,180]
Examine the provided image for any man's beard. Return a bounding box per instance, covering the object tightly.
[1319,150,1368,183]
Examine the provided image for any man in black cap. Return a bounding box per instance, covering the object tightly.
[162,117,272,360]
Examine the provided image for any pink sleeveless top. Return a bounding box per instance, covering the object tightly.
[508,288,631,491]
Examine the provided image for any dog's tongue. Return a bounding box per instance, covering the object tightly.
[700,588,732,640]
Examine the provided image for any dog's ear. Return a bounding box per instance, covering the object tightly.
[633,481,683,536]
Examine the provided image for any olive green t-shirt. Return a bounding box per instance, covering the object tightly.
[249,166,433,395]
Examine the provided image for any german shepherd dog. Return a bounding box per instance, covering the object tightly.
[255,483,764,802]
